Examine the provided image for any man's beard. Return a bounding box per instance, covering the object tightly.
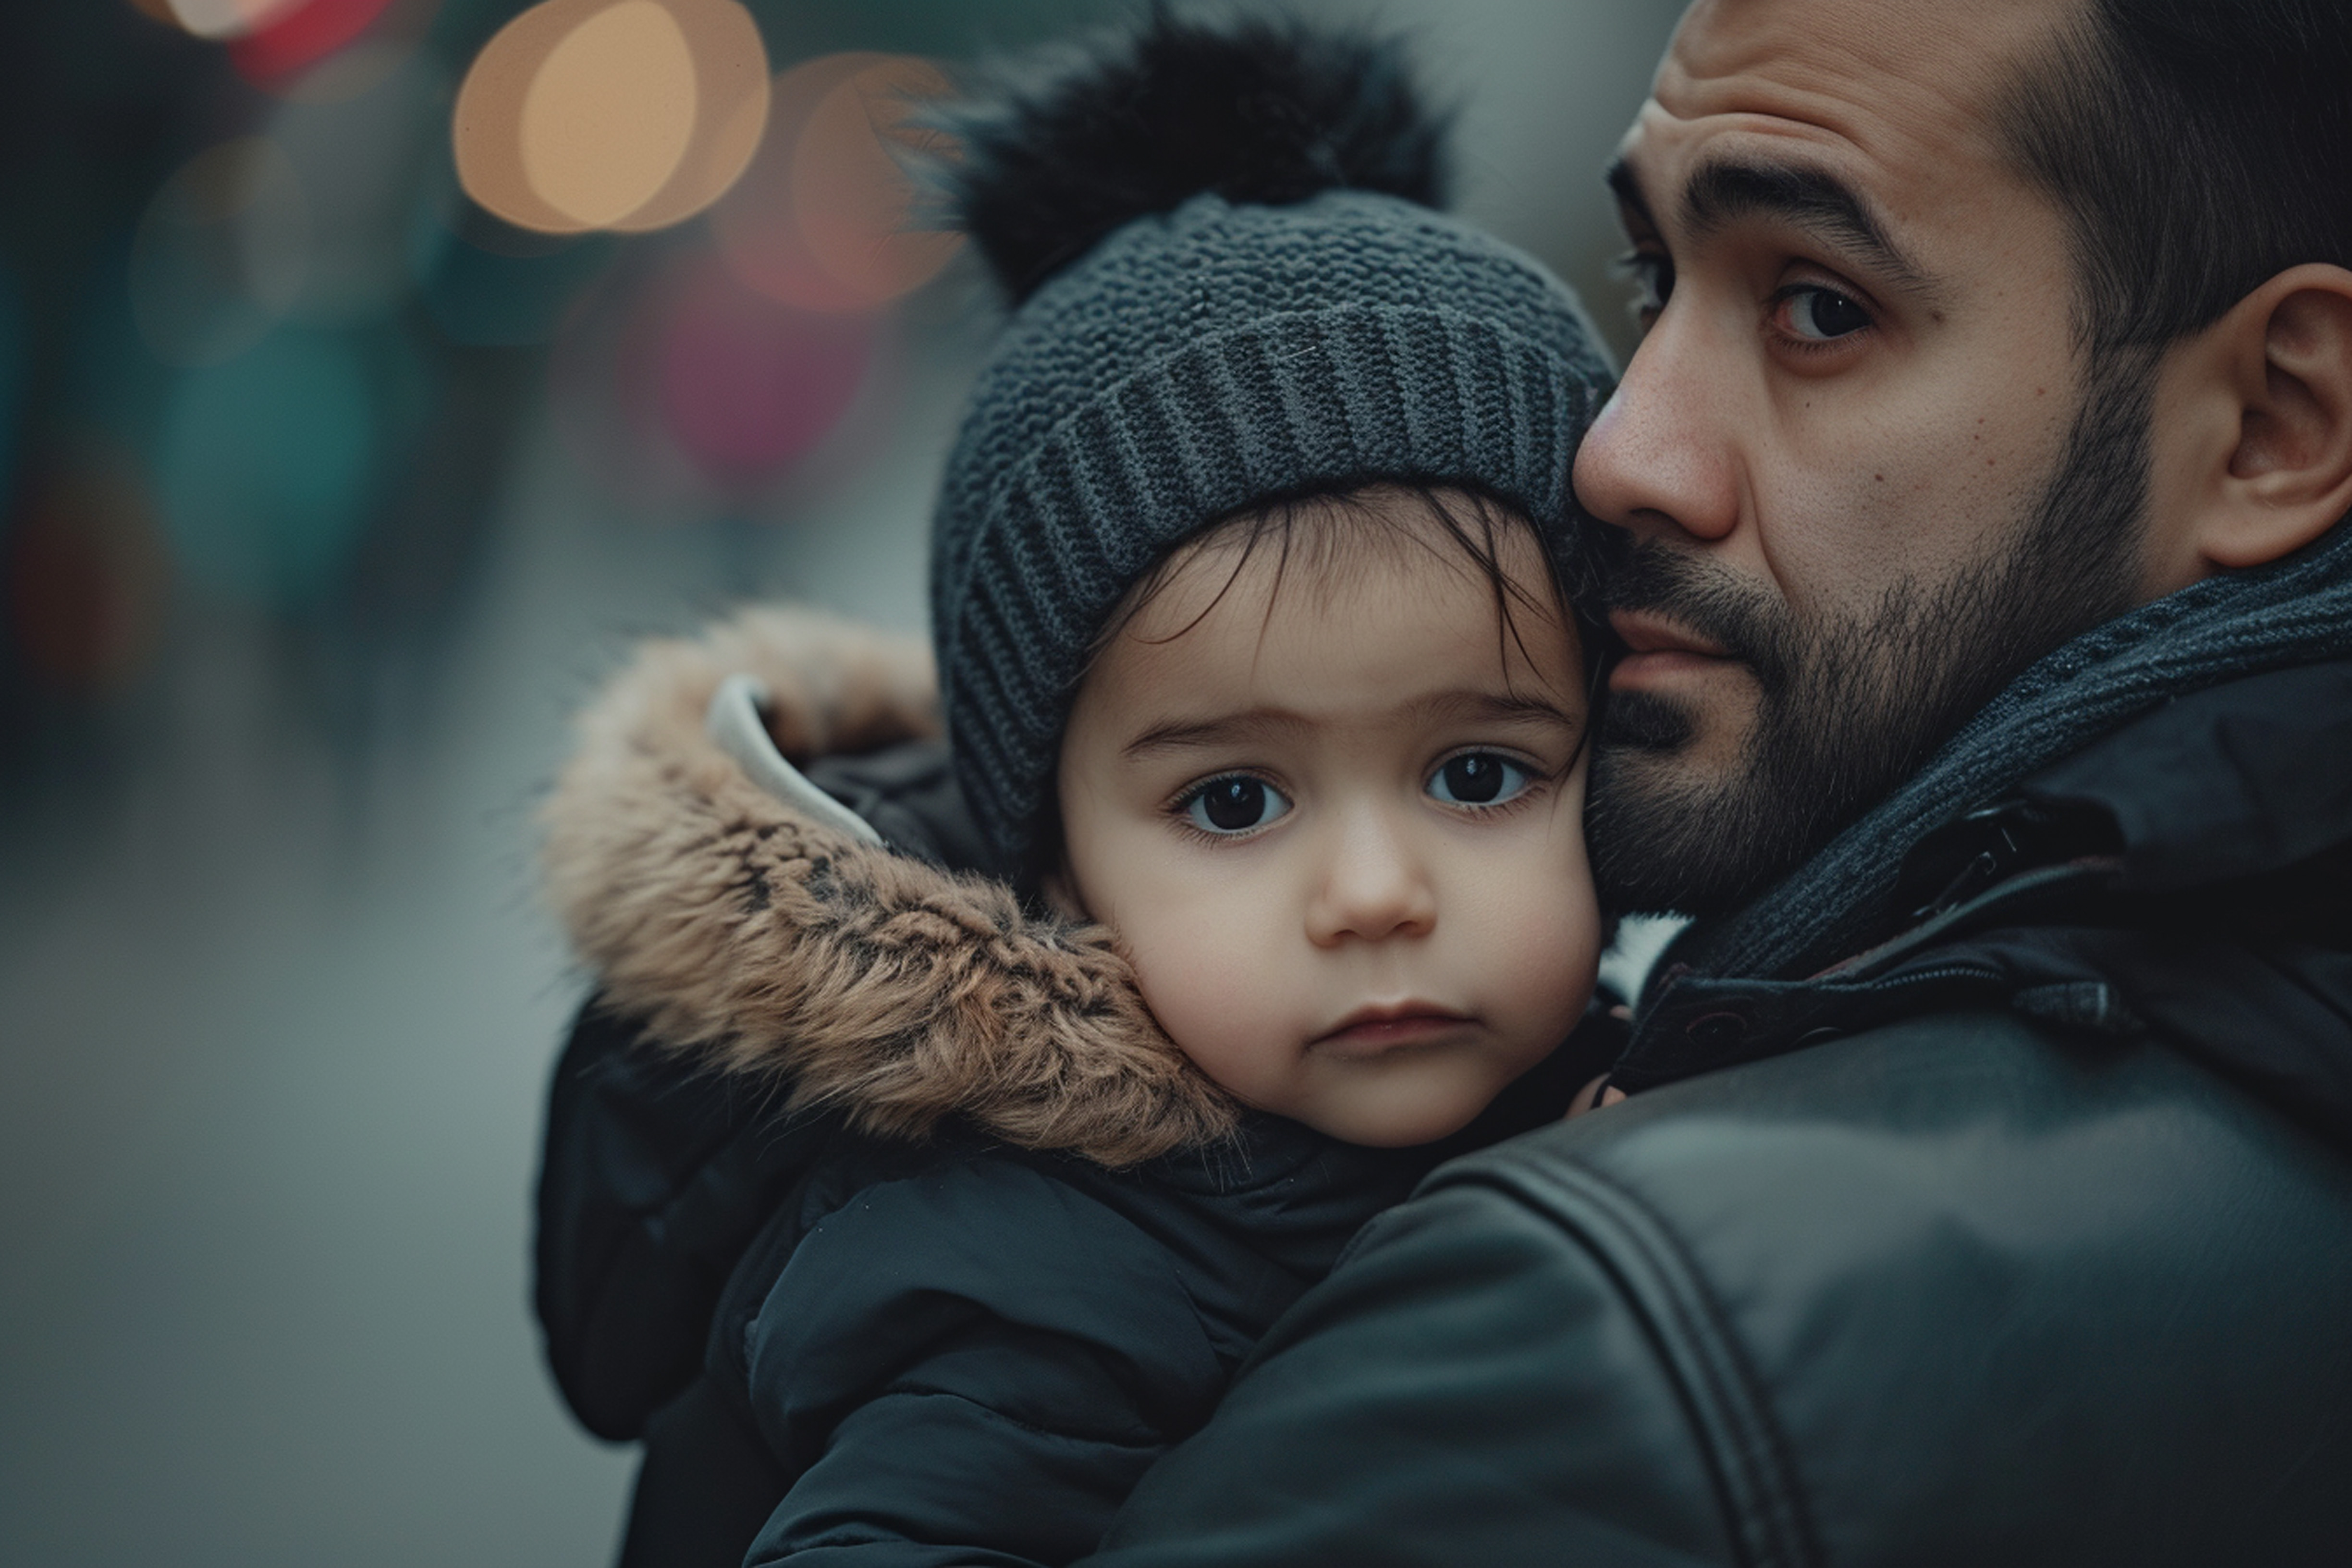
[1587,355,2155,918]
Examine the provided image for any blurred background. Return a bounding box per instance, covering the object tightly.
[0,0,1681,1561]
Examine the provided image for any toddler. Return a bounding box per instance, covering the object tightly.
[539,13,1617,1567]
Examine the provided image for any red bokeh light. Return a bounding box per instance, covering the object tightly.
[229,0,404,84]
[6,464,172,693]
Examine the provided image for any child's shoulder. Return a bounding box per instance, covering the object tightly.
[542,604,1239,1168]
[766,1113,1379,1286]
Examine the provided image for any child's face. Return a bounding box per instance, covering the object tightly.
[1054,490,1602,1147]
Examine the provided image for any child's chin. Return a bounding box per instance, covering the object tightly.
[1306,1099,1480,1149]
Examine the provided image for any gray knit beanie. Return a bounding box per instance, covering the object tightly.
[931,12,1616,873]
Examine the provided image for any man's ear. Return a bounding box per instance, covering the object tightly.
[2148,263,2352,589]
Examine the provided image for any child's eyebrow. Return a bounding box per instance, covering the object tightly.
[1404,690,1583,733]
[1121,710,1306,759]
[1120,690,1581,759]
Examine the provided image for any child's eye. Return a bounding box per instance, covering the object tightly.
[1178,775,1292,835]
[1426,752,1533,808]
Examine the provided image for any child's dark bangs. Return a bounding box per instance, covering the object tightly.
[1398,488,1577,698]
[1087,484,1579,674]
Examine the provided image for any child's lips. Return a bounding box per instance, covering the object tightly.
[1310,1004,1475,1057]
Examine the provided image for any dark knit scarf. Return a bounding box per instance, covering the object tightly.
[1668,523,2352,985]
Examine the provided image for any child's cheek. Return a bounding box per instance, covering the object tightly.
[1117,884,1292,1104]
[1447,798,1602,1040]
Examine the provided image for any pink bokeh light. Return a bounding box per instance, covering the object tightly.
[653,258,875,484]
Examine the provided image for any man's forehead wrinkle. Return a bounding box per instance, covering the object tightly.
[1653,0,2054,175]
[1649,65,2003,186]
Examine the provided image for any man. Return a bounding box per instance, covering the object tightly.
[1075,0,2352,1561]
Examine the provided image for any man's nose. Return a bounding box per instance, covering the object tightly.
[1572,307,1740,545]
[1305,804,1438,948]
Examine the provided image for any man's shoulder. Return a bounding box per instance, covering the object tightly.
[1468,1006,2333,1175]
[1090,1013,2352,1566]
[1431,1007,2352,1348]
[1398,1010,2352,1563]
[1464,1004,2351,1200]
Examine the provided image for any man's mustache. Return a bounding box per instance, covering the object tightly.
[1596,540,1794,689]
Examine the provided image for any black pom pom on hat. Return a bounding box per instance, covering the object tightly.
[947,5,1452,304]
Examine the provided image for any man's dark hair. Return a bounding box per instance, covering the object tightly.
[2003,0,2352,356]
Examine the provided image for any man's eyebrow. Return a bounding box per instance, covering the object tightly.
[1682,156,1943,300]
[1604,156,1656,233]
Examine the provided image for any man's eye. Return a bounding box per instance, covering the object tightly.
[1774,284,1872,342]
[1426,752,1532,808]
[1180,775,1292,835]
[1617,249,1674,320]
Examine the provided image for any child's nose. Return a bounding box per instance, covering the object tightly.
[1304,804,1437,947]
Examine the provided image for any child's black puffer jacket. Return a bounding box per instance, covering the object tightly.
[532,609,1597,1568]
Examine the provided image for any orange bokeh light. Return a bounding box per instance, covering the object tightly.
[453,0,767,235]
[713,53,962,316]
[796,57,960,304]
[524,1,698,228]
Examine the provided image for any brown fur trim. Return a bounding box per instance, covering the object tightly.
[542,605,1238,1167]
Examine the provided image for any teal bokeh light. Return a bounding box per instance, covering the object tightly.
[411,195,615,348]
[158,328,379,609]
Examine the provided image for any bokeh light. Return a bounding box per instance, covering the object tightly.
[130,137,309,368]
[270,32,429,106]
[228,0,408,85]
[162,0,308,41]
[0,264,23,512]
[527,1,698,227]
[127,59,443,369]
[713,53,960,315]
[793,57,959,305]
[265,50,449,326]
[5,460,173,693]
[656,257,876,484]
[604,2,768,233]
[453,0,767,235]
[133,0,433,89]
[157,328,381,609]
[546,246,900,511]
[414,206,615,346]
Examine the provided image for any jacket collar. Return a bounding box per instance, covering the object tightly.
[1619,659,2352,1143]
[542,606,1238,1168]
[1670,527,2352,984]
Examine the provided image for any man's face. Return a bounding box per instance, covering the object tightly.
[1575,0,2151,915]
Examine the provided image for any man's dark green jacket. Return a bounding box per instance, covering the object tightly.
[1085,659,2352,1567]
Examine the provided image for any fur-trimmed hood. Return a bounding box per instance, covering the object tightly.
[542,606,1237,1168]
